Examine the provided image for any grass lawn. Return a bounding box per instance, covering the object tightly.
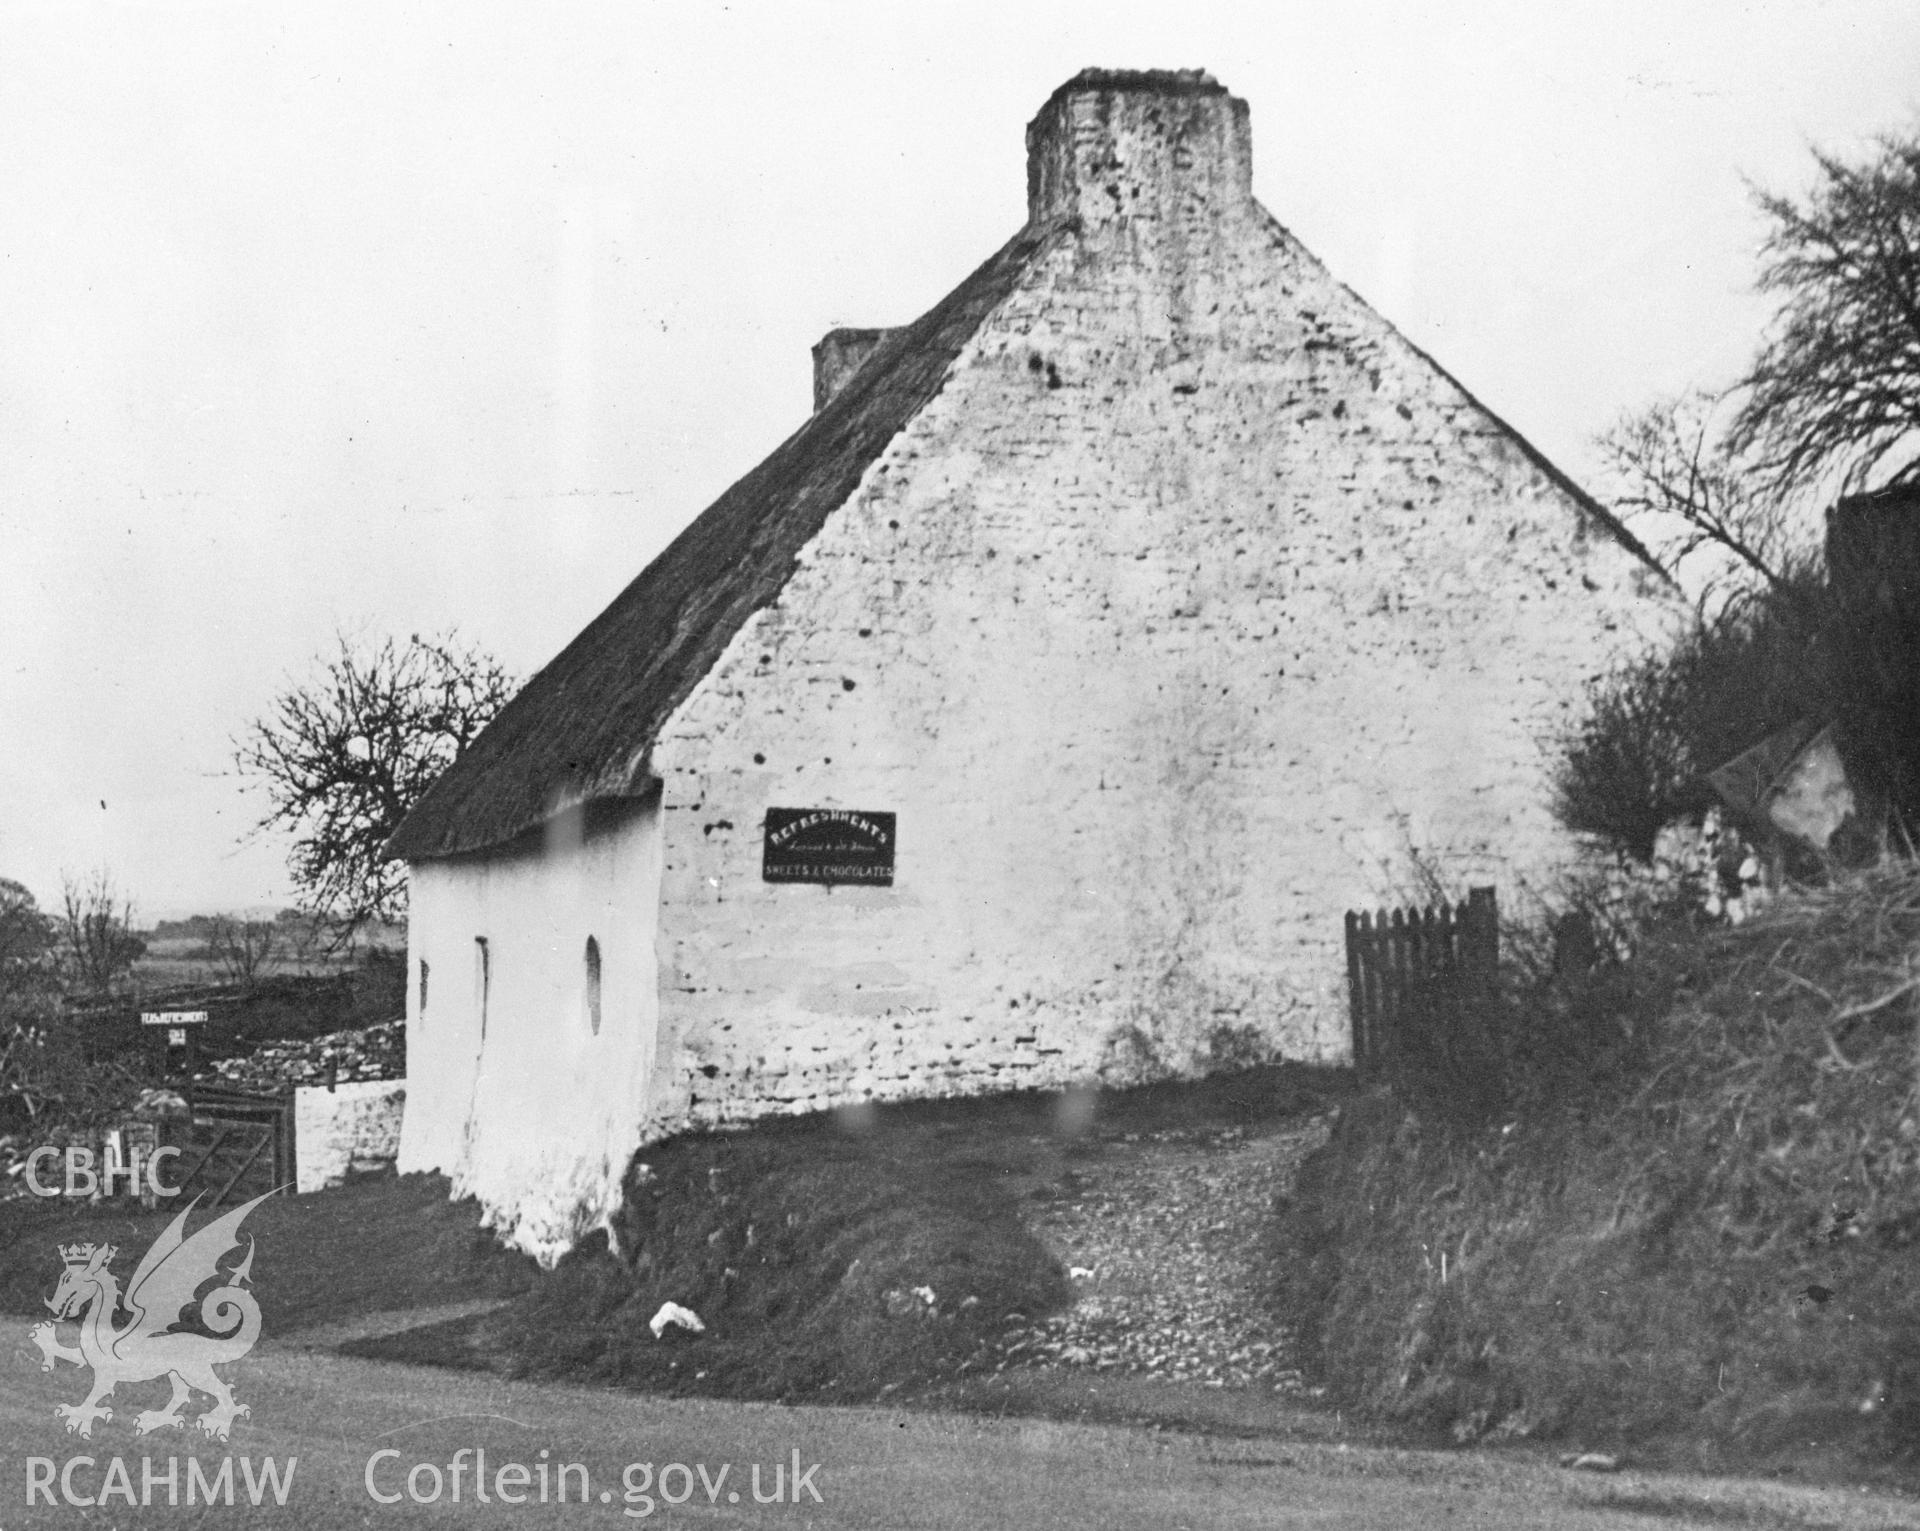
[0,1173,537,1332]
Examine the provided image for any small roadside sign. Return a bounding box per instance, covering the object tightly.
[141,1011,209,1026]
[142,1011,210,1083]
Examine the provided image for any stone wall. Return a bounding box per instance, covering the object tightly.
[642,77,1676,1136]
[294,1080,405,1194]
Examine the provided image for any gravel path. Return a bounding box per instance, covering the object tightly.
[995,1115,1331,1393]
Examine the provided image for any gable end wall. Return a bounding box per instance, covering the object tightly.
[640,203,1675,1134]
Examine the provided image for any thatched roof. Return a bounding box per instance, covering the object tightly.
[386,221,1063,862]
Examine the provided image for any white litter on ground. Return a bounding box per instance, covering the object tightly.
[649,1302,706,1338]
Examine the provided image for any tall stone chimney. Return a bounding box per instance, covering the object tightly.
[1025,69,1253,231]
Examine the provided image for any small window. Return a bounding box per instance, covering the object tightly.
[418,959,430,1021]
[474,937,491,1040]
[584,936,603,1035]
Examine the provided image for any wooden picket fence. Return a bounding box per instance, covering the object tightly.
[1345,886,1499,1079]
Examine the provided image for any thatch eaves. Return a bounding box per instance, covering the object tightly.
[386,220,1065,862]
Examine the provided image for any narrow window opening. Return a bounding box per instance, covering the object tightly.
[418,959,430,1022]
[474,937,491,1041]
[584,936,603,1035]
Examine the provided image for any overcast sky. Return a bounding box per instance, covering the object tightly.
[3,1,1917,920]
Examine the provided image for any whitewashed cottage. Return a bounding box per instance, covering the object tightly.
[386,69,1674,1258]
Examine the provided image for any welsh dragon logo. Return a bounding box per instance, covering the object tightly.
[28,1191,269,1441]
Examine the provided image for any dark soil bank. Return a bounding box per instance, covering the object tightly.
[1278,866,1920,1488]
[349,1066,1341,1406]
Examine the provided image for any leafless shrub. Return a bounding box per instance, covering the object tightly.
[1551,569,1830,864]
[0,1019,144,1129]
[208,915,279,990]
[0,878,60,1021]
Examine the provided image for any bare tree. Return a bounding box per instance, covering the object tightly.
[58,870,145,999]
[1596,392,1821,627]
[208,916,279,990]
[1728,134,1920,495]
[233,631,516,938]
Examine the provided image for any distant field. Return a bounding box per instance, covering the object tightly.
[131,919,405,989]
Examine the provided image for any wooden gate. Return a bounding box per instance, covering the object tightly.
[1345,886,1499,1078]
[165,1088,294,1206]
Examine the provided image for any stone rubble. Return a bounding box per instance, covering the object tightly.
[200,1019,404,1094]
[991,1116,1331,1393]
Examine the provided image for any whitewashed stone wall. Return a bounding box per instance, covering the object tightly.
[642,81,1677,1136]
[295,1080,406,1194]
[397,799,663,1260]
